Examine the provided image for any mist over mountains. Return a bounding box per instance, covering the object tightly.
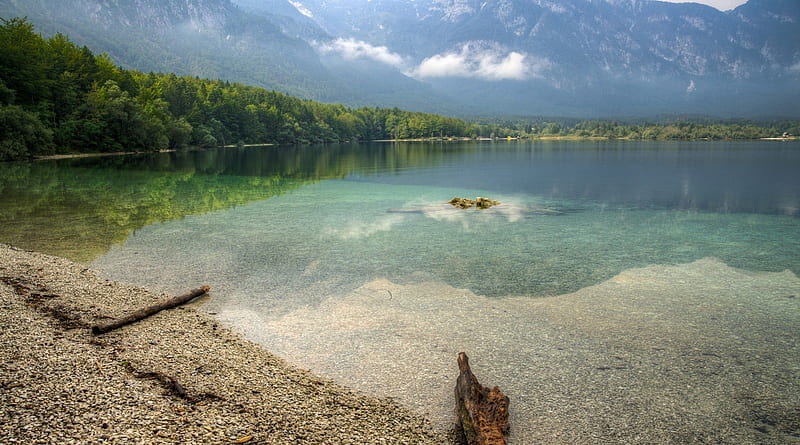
[2,0,798,117]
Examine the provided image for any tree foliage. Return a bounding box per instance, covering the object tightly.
[471,117,799,141]
[0,18,796,161]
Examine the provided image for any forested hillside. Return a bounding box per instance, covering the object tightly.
[0,18,474,160]
[1,18,797,161]
[0,0,451,113]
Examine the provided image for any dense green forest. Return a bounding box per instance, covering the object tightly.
[0,17,474,160]
[1,18,798,161]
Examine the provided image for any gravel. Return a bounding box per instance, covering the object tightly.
[0,244,445,444]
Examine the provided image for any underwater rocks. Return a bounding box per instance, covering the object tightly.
[448,197,501,209]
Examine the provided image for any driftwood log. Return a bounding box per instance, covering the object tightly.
[92,286,210,335]
[455,352,510,445]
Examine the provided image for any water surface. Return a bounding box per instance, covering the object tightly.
[1,141,798,442]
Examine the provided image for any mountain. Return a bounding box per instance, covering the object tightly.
[291,0,798,77]
[0,0,448,109]
[276,0,800,116]
[0,0,335,98]
[1,0,798,117]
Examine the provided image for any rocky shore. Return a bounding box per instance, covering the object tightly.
[0,244,444,444]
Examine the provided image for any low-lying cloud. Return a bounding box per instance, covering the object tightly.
[318,38,406,68]
[409,43,549,81]
[319,38,549,81]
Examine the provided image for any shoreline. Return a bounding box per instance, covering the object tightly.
[34,149,176,161]
[27,136,799,163]
[0,244,446,444]
[4,242,800,443]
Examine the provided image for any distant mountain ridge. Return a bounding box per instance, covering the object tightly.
[280,0,800,115]
[290,0,799,78]
[288,0,800,111]
[0,0,336,98]
[1,0,798,117]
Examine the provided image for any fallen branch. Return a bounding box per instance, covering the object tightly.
[454,352,510,445]
[137,370,188,398]
[120,361,221,402]
[92,286,210,335]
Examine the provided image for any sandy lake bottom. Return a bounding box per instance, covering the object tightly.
[206,257,800,443]
[87,175,800,443]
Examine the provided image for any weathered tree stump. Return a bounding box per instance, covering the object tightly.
[92,286,210,334]
[454,352,510,445]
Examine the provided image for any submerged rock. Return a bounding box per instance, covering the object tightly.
[475,197,501,209]
[448,197,475,209]
[448,197,501,209]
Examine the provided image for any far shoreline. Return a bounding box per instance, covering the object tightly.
[34,149,176,161]
[21,136,800,162]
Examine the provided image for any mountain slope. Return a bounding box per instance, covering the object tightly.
[289,0,799,80]
[1,0,798,116]
[0,0,451,109]
[274,0,800,116]
[0,0,341,98]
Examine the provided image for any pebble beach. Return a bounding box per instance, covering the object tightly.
[0,244,443,444]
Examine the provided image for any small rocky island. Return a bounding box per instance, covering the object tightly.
[448,197,501,210]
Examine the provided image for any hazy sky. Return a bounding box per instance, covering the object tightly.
[657,0,748,11]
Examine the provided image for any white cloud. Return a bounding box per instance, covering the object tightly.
[789,61,800,73]
[409,42,548,81]
[317,39,550,82]
[288,1,313,18]
[414,52,472,77]
[317,38,406,68]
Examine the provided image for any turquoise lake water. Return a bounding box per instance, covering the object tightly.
[2,141,799,442]
[83,141,800,303]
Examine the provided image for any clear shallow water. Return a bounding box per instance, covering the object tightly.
[2,141,799,442]
[88,141,800,302]
[93,179,799,305]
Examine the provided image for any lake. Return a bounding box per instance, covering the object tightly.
[1,141,799,443]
